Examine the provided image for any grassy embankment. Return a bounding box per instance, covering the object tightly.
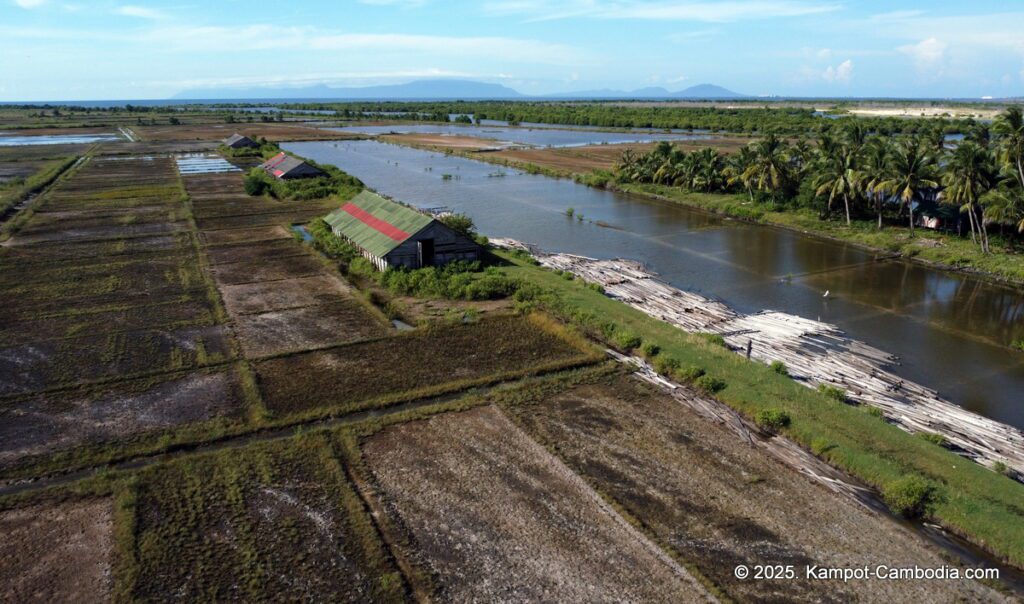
[492,248,1024,568]
[0,155,79,220]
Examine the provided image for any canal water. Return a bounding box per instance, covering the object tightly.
[326,124,710,148]
[284,139,1024,429]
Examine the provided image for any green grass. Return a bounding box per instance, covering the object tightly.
[620,183,1024,285]
[494,248,1024,568]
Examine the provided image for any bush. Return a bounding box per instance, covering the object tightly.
[770,360,788,376]
[883,475,935,518]
[640,342,660,358]
[439,213,476,237]
[810,437,834,455]
[756,409,791,433]
[674,365,705,383]
[992,461,1010,476]
[866,406,884,418]
[698,333,727,348]
[817,383,847,403]
[243,171,269,196]
[694,374,726,393]
[653,356,680,375]
[614,330,642,351]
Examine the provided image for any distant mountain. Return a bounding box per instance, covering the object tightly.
[172,79,525,101]
[672,83,746,99]
[172,78,747,101]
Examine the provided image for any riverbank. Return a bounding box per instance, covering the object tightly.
[617,183,1024,288]
[491,248,1024,569]
[392,138,1024,290]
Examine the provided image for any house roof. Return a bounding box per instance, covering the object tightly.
[260,152,323,178]
[224,133,255,147]
[324,190,434,258]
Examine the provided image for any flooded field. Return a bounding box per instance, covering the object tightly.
[327,123,710,148]
[285,139,1024,430]
[0,133,122,146]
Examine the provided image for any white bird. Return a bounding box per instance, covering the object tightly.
[823,290,830,297]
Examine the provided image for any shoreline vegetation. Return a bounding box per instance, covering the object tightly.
[378,113,1024,290]
[300,200,1024,570]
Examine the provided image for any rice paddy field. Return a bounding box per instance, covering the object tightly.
[0,115,1019,601]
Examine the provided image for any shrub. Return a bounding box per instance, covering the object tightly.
[755,409,791,433]
[439,213,476,237]
[243,171,269,196]
[614,331,642,351]
[1012,339,1024,352]
[866,406,885,418]
[883,475,935,518]
[698,333,727,348]
[810,437,834,455]
[653,356,680,375]
[640,342,660,358]
[565,207,575,217]
[817,383,847,403]
[674,365,705,383]
[770,360,788,376]
[918,432,947,447]
[992,461,1010,476]
[694,374,727,393]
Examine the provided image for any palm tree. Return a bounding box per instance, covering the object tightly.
[860,137,891,229]
[879,139,939,237]
[724,145,757,200]
[942,141,994,252]
[984,189,1024,234]
[812,144,859,225]
[993,106,1024,190]
[742,133,791,202]
[692,148,724,192]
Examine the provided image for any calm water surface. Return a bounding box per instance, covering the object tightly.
[285,139,1024,429]
[326,124,710,148]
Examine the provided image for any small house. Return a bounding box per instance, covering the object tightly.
[260,152,324,180]
[324,190,482,271]
[223,133,258,149]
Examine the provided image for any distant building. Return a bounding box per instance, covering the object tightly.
[324,190,482,270]
[223,133,258,149]
[260,152,324,180]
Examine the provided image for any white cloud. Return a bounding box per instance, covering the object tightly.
[115,5,166,19]
[898,37,947,67]
[822,59,853,83]
[14,0,46,8]
[667,74,688,84]
[484,0,840,23]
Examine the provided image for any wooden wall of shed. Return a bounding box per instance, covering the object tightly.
[384,221,481,269]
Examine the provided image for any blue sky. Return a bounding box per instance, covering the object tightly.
[2,0,1023,101]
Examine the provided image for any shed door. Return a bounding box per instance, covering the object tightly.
[418,239,435,268]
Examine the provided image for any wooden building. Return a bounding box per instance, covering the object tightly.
[260,152,324,180]
[223,133,258,149]
[324,190,482,271]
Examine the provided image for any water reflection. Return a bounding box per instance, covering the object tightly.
[285,139,1024,428]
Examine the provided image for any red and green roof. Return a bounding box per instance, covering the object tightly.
[324,190,433,257]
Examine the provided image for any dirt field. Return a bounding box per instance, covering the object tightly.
[128,435,403,602]
[381,133,508,150]
[0,368,246,471]
[0,499,114,602]
[256,315,594,416]
[503,377,1005,602]
[363,405,712,602]
[233,300,387,357]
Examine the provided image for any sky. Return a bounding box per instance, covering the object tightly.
[2,0,1023,101]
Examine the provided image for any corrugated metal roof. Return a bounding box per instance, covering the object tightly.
[324,190,434,258]
[224,133,255,147]
[260,152,323,178]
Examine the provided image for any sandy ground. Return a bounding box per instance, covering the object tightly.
[0,499,114,602]
[847,107,1002,120]
[504,378,1007,602]
[363,405,713,602]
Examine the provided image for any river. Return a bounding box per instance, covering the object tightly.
[325,124,711,148]
[283,139,1024,430]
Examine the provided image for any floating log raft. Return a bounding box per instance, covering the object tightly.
[492,239,1024,479]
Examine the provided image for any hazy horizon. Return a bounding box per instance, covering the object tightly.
[3,0,1024,102]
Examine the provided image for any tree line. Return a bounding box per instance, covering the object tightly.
[615,107,1024,253]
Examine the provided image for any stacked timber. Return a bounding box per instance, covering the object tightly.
[493,239,1024,479]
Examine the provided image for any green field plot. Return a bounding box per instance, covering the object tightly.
[195,209,324,231]
[256,314,599,418]
[124,434,405,602]
[0,366,248,476]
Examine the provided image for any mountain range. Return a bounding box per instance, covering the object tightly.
[172,79,747,101]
